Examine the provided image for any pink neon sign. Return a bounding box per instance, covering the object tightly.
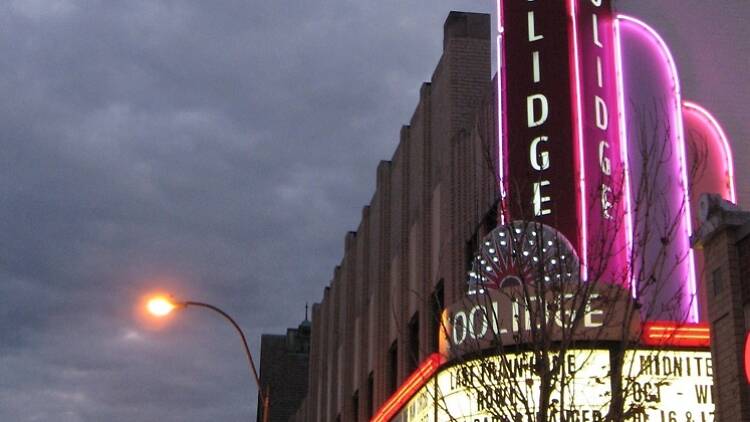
[496,0,629,285]
[614,15,698,322]
[496,0,507,225]
[498,0,626,282]
[568,0,629,285]
[492,3,736,324]
[683,101,736,204]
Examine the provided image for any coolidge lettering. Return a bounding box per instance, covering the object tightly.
[572,0,630,282]
[443,285,638,354]
[502,0,579,253]
[526,9,552,217]
[502,0,628,282]
[449,293,604,347]
[587,1,615,220]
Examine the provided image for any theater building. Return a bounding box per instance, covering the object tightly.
[259,4,747,422]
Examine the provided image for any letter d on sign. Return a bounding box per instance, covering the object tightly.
[527,94,549,127]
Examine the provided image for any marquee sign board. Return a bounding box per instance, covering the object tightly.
[442,283,640,356]
[393,349,714,422]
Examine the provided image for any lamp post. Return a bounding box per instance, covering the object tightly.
[146,296,270,422]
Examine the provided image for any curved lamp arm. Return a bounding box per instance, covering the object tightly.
[179,301,269,422]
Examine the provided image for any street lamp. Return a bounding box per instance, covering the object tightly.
[146,296,270,422]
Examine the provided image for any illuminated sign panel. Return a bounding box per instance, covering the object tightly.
[443,284,640,355]
[392,349,714,422]
[571,0,629,284]
[502,0,578,250]
[499,1,628,285]
[623,350,714,421]
[614,16,697,322]
[496,0,739,321]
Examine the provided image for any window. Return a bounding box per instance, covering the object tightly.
[482,205,498,235]
[352,390,359,422]
[430,281,445,352]
[465,208,499,273]
[712,267,723,297]
[387,340,398,395]
[465,234,478,273]
[407,313,419,374]
[366,372,374,419]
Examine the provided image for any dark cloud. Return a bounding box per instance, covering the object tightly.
[0,1,746,420]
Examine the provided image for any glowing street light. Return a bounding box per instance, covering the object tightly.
[145,295,270,422]
[146,296,177,317]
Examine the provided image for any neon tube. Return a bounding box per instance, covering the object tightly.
[615,15,698,322]
[613,18,636,298]
[682,101,737,203]
[641,321,711,347]
[370,353,444,422]
[496,0,506,225]
[567,0,589,281]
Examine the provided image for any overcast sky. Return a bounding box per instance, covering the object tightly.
[1,1,747,421]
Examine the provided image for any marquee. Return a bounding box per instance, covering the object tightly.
[390,349,714,422]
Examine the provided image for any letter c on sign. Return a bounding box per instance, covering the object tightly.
[745,332,750,383]
[453,311,467,346]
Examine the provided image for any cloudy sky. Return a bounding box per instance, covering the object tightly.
[1,1,747,421]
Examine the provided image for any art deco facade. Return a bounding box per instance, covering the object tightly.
[291,12,498,421]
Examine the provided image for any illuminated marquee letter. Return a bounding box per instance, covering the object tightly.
[533,180,552,216]
[468,306,488,339]
[527,94,549,127]
[601,184,613,219]
[453,311,467,345]
[595,95,608,130]
[592,13,603,47]
[585,294,605,326]
[598,141,611,175]
[530,136,550,170]
[527,11,543,42]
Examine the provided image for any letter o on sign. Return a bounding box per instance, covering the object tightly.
[469,306,489,339]
[453,311,468,346]
[745,332,750,383]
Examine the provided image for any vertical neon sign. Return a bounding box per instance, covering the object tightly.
[568,0,629,285]
[493,3,735,323]
[498,0,627,285]
[682,102,736,204]
[500,0,580,256]
[615,15,697,322]
[496,0,507,225]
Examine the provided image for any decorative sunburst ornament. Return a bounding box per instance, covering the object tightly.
[467,221,580,294]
